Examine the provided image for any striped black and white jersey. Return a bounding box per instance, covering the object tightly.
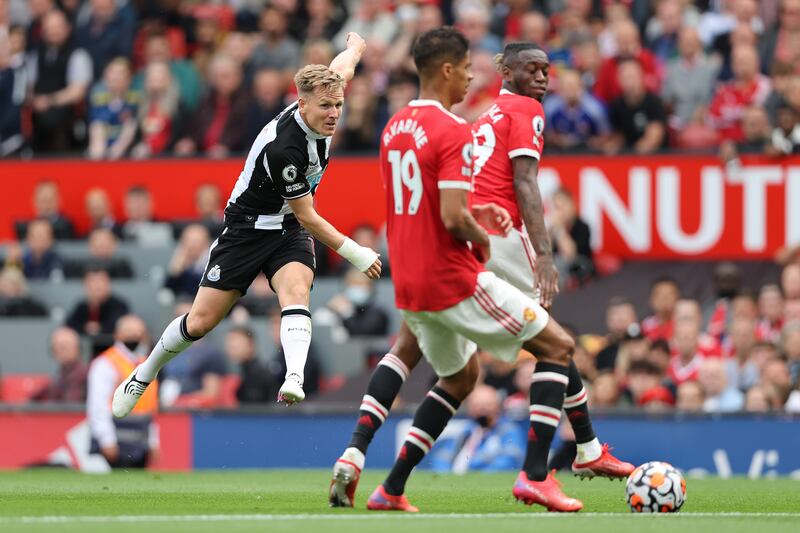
[224,101,332,230]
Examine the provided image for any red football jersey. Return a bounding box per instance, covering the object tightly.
[471,89,546,229]
[380,99,481,312]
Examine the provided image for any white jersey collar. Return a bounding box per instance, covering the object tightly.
[294,107,329,140]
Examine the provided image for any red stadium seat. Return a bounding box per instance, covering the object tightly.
[0,374,51,404]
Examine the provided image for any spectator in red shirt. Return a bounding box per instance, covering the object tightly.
[707,44,771,142]
[593,19,662,104]
[642,276,680,341]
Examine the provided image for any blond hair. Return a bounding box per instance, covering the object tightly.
[294,64,344,96]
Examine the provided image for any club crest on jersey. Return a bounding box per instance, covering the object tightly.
[532,116,545,137]
[282,164,298,183]
[523,308,537,322]
[207,265,221,282]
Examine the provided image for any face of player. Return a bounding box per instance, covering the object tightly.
[506,49,549,102]
[445,51,473,106]
[300,85,345,136]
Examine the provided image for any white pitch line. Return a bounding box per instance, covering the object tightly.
[2,513,800,524]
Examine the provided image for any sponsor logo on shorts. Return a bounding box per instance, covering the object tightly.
[207,264,221,282]
[523,308,537,322]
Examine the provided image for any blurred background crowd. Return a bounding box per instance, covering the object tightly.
[1,1,799,441]
[1,0,800,163]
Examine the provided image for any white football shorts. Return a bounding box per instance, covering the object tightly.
[401,271,549,377]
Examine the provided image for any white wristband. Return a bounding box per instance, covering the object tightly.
[337,237,378,272]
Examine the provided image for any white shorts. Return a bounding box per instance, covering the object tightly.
[401,271,549,377]
[485,228,539,302]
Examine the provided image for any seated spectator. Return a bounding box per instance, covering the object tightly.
[548,187,594,287]
[22,219,63,279]
[669,305,713,385]
[593,19,662,104]
[544,69,609,153]
[225,325,278,404]
[595,297,638,371]
[247,68,289,145]
[590,371,622,408]
[164,224,210,299]
[644,0,683,63]
[17,180,76,240]
[335,75,379,151]
[87,314,157,468]
[758,0,800,75]
[130,60,185,159]
[642,277,680,341]
[455,2,502,55]
[699,359,744,412]
[624,360,673,409]
[194,183,225,238]
[250,4,301,84]
[87,58,139,160]
[29,10,92,153]
[84,188,117,234]
[0,26,25,157]
[173,54,251,159]
[299,0,347,42]
[333,0,398,51]
[64,229,133,279]
[719,106,771,165]
[767,104,800,156]
[0,267,48,317]
[661,26,719,134]
[744,385,772,413]
[32,327,88,402]
[160,300,227,408]
[759,357,793,409]
[66,267,130,338]
[675,380,705,412]
[724,317,760,390]
[132,29,201,112]
[764,62,795,126]
[430,384,526,473]
[606,59,667,154]
[118,185,172,245]
[781,321,800,382]
[74,0,136,81]
[451,50,501,124]
[326,268,389,337]
[757,284,785,344]
[708,44,771,143]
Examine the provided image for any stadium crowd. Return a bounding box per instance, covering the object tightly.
[1,0,800,161]
[1,179,799,422]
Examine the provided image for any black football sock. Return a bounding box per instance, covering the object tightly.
[563,359,596,445]
[383,386,460,496]
[524,362,569,482]
[348,353,410,454]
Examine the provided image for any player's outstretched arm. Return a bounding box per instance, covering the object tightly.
[329,32,366,83]
[288,194,382,279]
[512,156,558,309]
[440,189,491,263]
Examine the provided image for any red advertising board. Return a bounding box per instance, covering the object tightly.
[0,411,191,471]
[1,155,798,258]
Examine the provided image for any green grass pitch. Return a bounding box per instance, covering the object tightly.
[1,469,798,533]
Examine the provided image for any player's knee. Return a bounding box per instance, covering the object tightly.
[185,309,219,338]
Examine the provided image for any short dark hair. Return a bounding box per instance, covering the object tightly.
[412,27,469,76]
[650,275,679,291]
[497,42,543,69]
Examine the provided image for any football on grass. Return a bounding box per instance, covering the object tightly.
[625,461,686,513]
